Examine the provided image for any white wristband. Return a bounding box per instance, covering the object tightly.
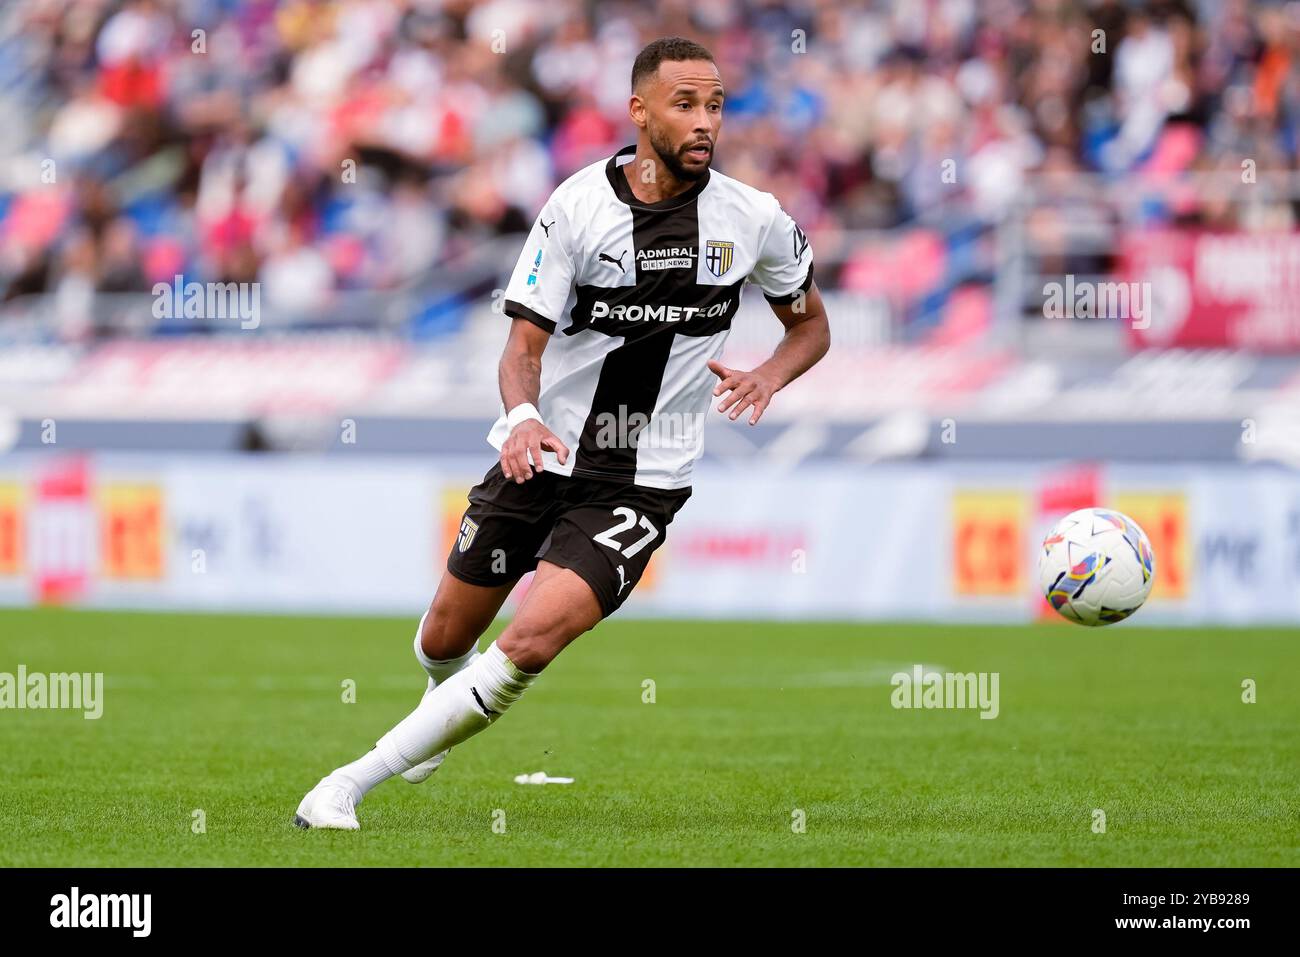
[506,402,543,431]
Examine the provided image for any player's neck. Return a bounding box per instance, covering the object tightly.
[621,147,701,205]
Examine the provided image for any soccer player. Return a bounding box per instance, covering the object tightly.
[294,36,830,829]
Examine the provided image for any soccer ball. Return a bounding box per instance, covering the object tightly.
[1038,508,1156,626]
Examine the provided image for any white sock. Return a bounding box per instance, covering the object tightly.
[333,642,536,801]
[330,615,486,804]
[412,610,481,686]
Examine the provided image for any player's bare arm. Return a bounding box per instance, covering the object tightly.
[497,317,570,483]
[709,281,831,424]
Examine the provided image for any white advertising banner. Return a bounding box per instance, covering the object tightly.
[625,467,950,620]
[0,453,1298,624]
[0,455,440,615]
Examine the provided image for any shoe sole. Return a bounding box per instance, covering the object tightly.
[292,813,358,830]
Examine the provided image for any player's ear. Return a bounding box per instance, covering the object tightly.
[628,93,647,129]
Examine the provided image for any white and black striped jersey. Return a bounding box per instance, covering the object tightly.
[488,144,814,490]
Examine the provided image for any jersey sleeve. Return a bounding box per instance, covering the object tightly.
[749,199,814,304]
[503,196,576,334]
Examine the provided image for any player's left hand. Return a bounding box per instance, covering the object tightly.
[708,360,779,425]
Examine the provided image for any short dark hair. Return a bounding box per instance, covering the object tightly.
[631,36,715,92]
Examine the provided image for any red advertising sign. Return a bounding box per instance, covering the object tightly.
[31,458,93,605]
[1121,229,1300,351]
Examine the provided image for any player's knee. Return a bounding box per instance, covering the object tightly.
[420,595,477,660]
[496,619,572,674]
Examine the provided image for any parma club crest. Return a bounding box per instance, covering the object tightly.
[705,240,734,277]
[457,516,479,553]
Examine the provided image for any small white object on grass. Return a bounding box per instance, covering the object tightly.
[513,771,575,785]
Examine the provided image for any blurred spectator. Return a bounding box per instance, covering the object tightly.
[0,0,1297,338]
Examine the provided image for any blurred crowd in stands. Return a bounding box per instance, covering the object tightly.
[0,0,1297,339]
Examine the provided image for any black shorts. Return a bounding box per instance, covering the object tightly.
[445,462,692,618]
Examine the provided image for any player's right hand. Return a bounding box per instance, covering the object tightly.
[501,420,569,483]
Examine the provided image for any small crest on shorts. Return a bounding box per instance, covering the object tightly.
[457,517,479,553]
[705,240,734,277]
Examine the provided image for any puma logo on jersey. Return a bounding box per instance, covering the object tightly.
[540,218,555,237]
[616,565,630,595]
[599,250,627,272]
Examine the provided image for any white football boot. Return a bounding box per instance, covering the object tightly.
[400,677,450,783]
[293,776,360,830]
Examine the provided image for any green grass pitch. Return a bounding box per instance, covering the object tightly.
[0,607,1296,866]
